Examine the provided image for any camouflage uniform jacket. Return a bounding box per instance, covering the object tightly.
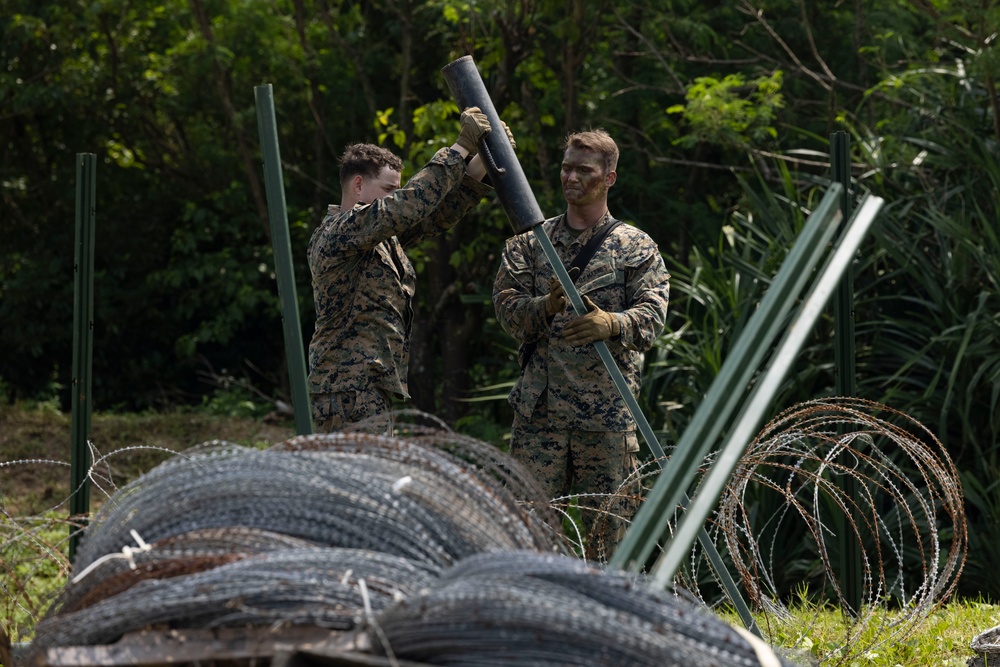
[307,148,491,398]
[493,212,670,432]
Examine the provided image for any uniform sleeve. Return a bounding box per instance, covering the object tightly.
[315,149,488,255]
[398,167,492,247]
[616,237,670,352]
[493,233,551,344]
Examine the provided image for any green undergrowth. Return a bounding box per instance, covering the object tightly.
[719,597,999,666]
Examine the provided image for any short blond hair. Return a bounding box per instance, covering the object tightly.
[564,129,619,173]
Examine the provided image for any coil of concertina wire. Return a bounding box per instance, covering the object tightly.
[23,419,806,666]
[714,397,967,662]
[70,434,563,576]
[30,547,438,649]
[369,550,800,667]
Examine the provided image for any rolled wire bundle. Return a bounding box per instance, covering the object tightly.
[28,547,438,655]
[390,414,555,512]
[72,436,564,578]
[72,443,446,568]
[272,425,562,549]
[970,625,1000,667]
[50,526,320,616]
[369,550,801,667]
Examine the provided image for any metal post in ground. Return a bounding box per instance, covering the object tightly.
[254,84,313,436]
[831,130,863,615]
[70,153,97,561]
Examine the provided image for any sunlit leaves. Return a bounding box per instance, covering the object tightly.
[667,72,785,150]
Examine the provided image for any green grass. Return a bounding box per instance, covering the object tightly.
[751,598,998,666]
[1,512,72,645]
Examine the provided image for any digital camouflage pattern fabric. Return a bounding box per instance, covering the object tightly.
[311,387,393,434]
[511,411,641,560]
[307,148,491,426]
[493,212,671,433]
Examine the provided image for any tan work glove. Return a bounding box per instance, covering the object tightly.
[500,121,516,151]
[562,295,620,346]
[457,106,491,156]
[544,268,579,316]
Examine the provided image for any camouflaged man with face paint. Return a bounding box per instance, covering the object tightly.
[493,129,670,560]
[308,108,496,434]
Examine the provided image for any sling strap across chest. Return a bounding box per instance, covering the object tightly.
[519,218,624,370]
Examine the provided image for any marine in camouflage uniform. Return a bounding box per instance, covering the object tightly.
[493,130,670,560]
[308,109,495,434]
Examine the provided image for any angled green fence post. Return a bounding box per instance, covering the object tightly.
[610,184,845,576]
[648,195,885,588]
[70,153,97,561]
[831,130,862,615]
[254,84,313,436]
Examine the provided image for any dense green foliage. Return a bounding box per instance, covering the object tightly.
[2,0,998,597]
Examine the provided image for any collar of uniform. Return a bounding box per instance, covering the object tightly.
[553,211,613,249]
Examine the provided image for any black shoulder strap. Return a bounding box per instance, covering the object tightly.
[518,218,624,370]
[569,218,624,276]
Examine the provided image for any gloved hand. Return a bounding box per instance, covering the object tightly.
[562,295,620,346]
[457,106,491,156]
[500,121,516,151]
[544,267,579,316]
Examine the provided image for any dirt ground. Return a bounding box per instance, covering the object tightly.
[0,403,296,516]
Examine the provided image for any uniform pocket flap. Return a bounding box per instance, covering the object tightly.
[577,269,617,295]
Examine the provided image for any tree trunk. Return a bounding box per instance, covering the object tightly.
[189,0,269,239]
[292,0,333,213]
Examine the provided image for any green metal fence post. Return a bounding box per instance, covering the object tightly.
[254,84,313,436]
[70,153,97,561]
[648,195,885,587]
[831,131,863,615]
[610,184,845,575]
[832,132,856,397]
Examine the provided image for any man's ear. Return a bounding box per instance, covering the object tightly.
[606,170,617,188]
[351,174,365,195]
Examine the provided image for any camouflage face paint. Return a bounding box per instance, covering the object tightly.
[560,147,612,207]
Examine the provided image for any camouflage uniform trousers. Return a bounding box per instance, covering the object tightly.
[311,386,393,435]
[510,407,640,562]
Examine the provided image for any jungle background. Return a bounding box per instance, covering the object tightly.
[2,0,999,603]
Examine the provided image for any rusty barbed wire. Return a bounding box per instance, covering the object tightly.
[539,397,968,664]
[712,397,967,664]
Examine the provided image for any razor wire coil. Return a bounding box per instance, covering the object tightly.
[369,551,801,667]
[712,397,967,662]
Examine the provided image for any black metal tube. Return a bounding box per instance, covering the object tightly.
[442,55,759,635]
[440,56,544,234]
